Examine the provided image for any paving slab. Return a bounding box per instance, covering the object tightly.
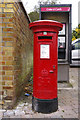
[0,67,79,119]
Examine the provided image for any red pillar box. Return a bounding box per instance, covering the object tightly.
[29,20,63,113]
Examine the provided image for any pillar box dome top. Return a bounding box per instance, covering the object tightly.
[29,20,63,33]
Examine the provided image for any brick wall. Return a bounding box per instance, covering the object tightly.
[0,1,33,109]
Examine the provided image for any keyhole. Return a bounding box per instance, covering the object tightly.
[53,65,55,69]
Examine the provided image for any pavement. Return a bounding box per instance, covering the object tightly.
[0,67,79,119]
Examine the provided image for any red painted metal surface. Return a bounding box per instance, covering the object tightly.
[29,20,63,99]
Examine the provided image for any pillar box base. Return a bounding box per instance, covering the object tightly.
[32,96,58,113]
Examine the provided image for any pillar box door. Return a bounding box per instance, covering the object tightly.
[29,20,63,113]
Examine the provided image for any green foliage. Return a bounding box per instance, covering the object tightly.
[78,24,80,29]
[28,0,57,22]
[72,24,80,41]
[28,11,39,22]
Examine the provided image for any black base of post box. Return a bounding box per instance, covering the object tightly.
[32,96,58,113]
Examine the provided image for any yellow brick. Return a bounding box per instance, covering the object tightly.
[6,61,13,65]
[3,28,13,32]
[3,47,14,51]
[7,4,13,8]
[6,42,13,46]
[0,61,5,65]
[0,42,5,46]
[3,37,14,42]
[0,27,2,32]
[0,47,1,51]
[0,4,5,8]
[3,18,13,23]
[4,9,14,13]
[5,81,13,86]
[0,56,2,60]
[4,0,14,2]
[13,6,17,12]
[0,8,2,13]
[6,23,13,27]
[5,33,13,37]
[0,76,2,80]
[3,18,9,23]
[5,71,13,75]
[0,23,5,27]
[0,13,6,17]
[0,38,2,42]
[5,51,12,56]
[6,13,13,17]
[3,56,14,61]
[2,33,5,37]
[0,19,2,23]
[0,33,2,36]
[3,76,13,80]
[0,81,2,85]
[0,66,2,70]
[0,85,2,90]
[7,90,13,96]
